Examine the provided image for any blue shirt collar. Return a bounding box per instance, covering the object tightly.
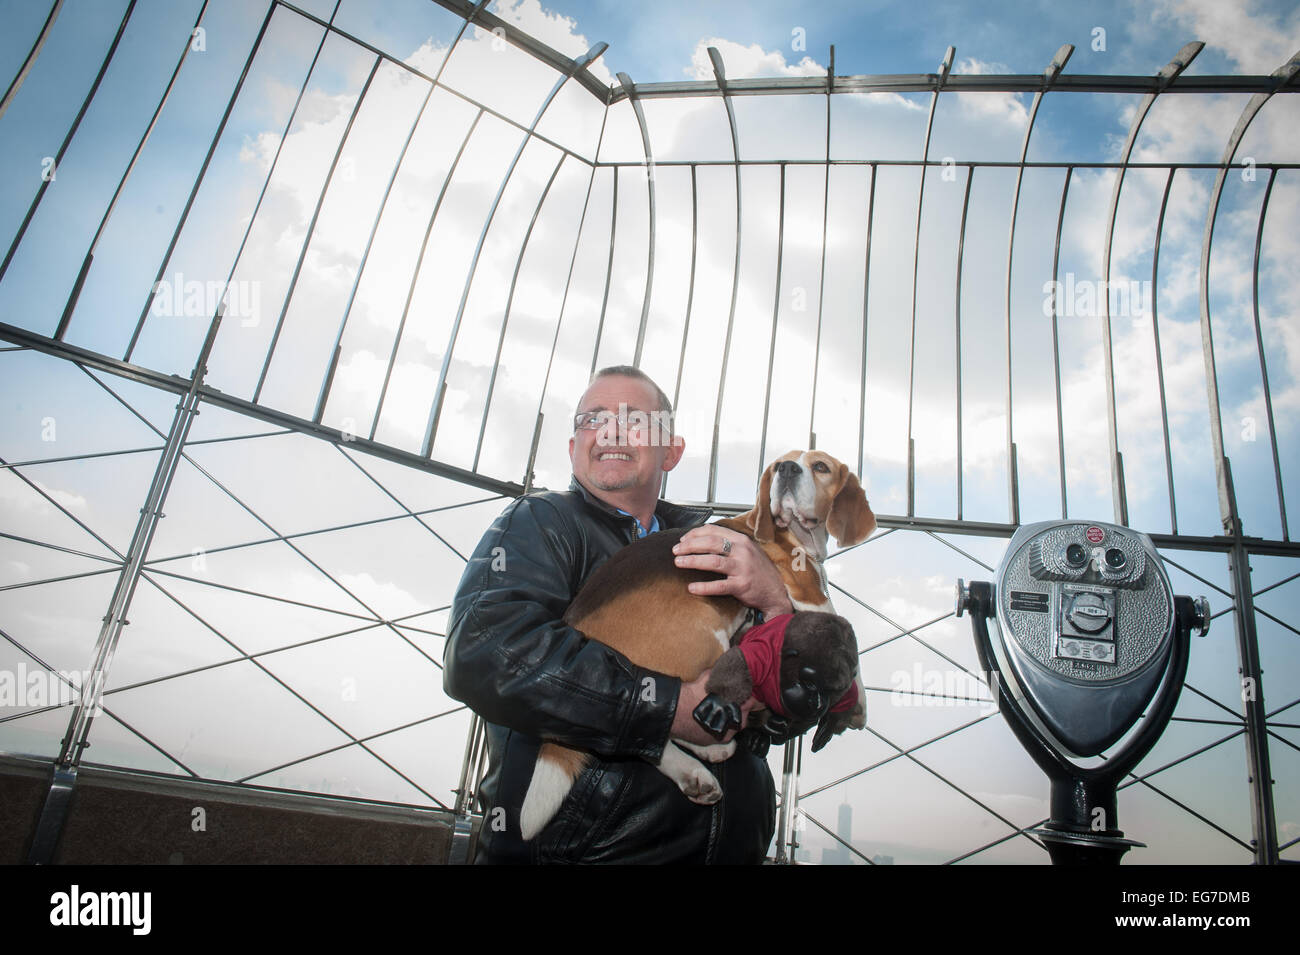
[615,508,660,538]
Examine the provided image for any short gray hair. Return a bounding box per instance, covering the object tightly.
[584,365,673,418]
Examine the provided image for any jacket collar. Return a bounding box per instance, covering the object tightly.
[568,477,711,532]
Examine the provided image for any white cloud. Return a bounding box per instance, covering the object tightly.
[953,57,1030,127]
[406,38,451,77]
[4,559,31,578]
[687,38,826,81]
[1121,94,1242,165]
[0,475,88,515]
[333,350,435,445]
[492,0,616,86]
[1152,0,1300,74]
[336,571,426,619]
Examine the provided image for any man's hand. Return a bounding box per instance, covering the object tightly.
[672,526,793,619]
[672,669,759,746]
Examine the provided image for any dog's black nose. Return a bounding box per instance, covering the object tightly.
[776,460,801,479]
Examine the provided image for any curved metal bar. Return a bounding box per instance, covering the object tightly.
[432,0,608,102]
[857,162,877,480]
[616,71,656,368]
[0,0,64,121]
[359,1,490,438]
[1050,166,1073,518]
[758,164,787,472]
[314,0,481,426]
[435,0,490,84]
[315,80,434,423]
[160,0,343,410]
[371,109,484,440]
[123,1,279,361]
[279,0,593,168]
[473,152,567,471]
[1100,42,1203,525]
[56,0,213,341]
[672,164,699,416]
[0,0,137,283]
[534,96,610,430]
[1251,168,1287,539]
[906,46,953,517]
[1198,48,1300,532]
[707,46,743,502]
[663,162,699,501]
[1002,43,1073,526]
[254,54,382,404]
[589,168,618,378]
[808,47,834,449]
[422,41,608,456]
[1150,167,1178,533]
[1197,53,1298,867]
[955,165,974,520]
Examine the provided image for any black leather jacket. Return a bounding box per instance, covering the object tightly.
[444,478,776,863]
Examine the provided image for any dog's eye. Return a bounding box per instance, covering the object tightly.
[812,461,830,474]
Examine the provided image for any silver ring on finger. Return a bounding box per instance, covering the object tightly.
[721,539,733,556]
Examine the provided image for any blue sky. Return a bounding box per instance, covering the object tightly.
[515,0,1300,78]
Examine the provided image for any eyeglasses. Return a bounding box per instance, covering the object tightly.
[572,409,672,435]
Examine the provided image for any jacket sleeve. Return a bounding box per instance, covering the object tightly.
[442,494,679,762]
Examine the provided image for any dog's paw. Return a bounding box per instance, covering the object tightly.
[657,742,724,805]
[678,764,723,805]
[849,701,867,730]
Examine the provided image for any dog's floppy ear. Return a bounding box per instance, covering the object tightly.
[742,462,777,544]
[826,468,876,547]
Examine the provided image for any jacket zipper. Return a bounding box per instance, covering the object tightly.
[704,758,723,863]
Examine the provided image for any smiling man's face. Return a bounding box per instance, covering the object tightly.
[569,374,683,499]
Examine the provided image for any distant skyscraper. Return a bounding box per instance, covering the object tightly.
[820,800,854,865]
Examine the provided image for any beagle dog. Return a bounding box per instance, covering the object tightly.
[518,450,877,841]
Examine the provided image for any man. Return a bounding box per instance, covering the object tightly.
[443,365,793,863]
